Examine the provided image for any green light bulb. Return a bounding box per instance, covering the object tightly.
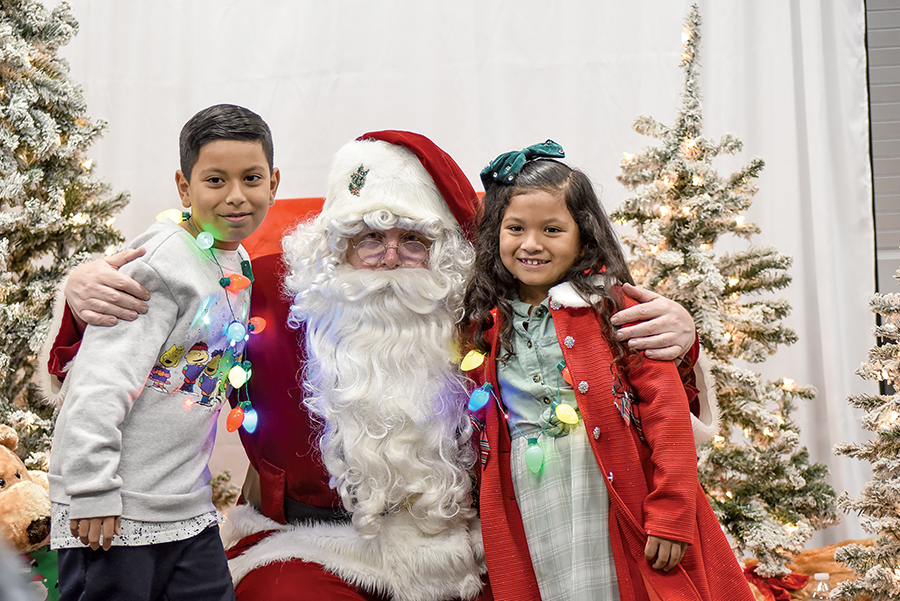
[524,438,544,474]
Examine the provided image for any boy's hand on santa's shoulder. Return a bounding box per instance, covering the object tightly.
[70,516,121,551]
[645,535,687,571]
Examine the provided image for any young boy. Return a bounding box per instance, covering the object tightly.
[48,104,280,601]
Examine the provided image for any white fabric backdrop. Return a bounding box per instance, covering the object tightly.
[50,0,874,546]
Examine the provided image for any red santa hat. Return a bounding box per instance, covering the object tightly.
[318,130,478,242]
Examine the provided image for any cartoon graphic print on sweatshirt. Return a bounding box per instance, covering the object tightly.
[197,350,224,407]
[179,342,210,393]
[147,344,185,390]
[145,341,241,410]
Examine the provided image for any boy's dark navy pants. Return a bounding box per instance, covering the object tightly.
[57,524,234,601]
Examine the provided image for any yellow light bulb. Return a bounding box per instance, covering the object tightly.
[228,365,247,388]
[156,209,185,223]
[460,350,485,371]
[555,403,579,425]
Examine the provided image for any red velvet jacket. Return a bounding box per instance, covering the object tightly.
[474,287,754,601]
[233,252,343,521]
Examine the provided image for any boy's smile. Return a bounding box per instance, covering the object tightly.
[499,190,581,307]
[176,139,280,250]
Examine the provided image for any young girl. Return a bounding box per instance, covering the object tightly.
[460,142,755,601]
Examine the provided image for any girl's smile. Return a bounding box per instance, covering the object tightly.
[518,258,549,266]
[499,190,581,306]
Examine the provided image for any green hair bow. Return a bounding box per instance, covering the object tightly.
[480,140,565,188]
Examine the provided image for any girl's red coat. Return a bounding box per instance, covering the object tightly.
[475,294,754,601]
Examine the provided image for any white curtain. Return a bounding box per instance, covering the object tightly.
[53,0,873,545]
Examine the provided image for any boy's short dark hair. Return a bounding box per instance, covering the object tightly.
[179,104,274,181]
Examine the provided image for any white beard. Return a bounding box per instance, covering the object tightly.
[288,259,476,539]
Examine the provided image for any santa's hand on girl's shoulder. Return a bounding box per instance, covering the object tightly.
[611,283,695,361]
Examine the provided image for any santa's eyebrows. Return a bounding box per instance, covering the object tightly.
[352,228,426,241]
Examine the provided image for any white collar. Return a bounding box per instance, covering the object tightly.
[549,275,621,309]
[548,281,590,308]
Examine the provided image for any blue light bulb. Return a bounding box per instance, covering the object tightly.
[226,321,247,342]
[242,408,258,433]
[468,384,491,411]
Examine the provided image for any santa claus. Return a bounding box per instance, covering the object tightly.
[44,131,698,601]
[222,132,488,601]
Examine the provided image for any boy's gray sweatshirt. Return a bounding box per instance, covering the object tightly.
[49,220,251,522]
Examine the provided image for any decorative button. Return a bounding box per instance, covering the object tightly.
[533,374,542,383]
[543,397,552,405]
[534,307,545,317]
[564,336,575,349]
[550,299,561,310]
[578,381,589,394]
[593,427,600,440]
[526,340,533,349]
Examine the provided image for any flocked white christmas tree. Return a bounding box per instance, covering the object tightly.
[0,0,127,470]
[612,4,837,577]
[832,270,900,600]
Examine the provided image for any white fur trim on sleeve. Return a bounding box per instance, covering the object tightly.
[37,275,73,407]
[690,348,720,447]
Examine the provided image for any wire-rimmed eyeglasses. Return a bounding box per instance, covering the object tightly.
[352,238,429,266]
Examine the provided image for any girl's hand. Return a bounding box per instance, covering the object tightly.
[70,516,121,551]
[645,535,687,571]
[65,248,150,330]
[611,284,695,361]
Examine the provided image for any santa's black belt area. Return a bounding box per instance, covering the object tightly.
[284,497,352,524]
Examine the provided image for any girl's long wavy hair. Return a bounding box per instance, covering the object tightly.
[458,158,635,366]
